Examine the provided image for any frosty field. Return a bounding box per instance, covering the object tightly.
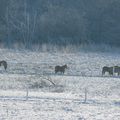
[0,49,119,120]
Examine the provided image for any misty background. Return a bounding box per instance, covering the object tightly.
[0,0,120,50]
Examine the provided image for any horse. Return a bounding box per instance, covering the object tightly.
[102,66,113,76]
[55,64,68,74]
[0,60,7,70]
[114,66,120,75]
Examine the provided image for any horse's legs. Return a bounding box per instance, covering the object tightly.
[118,72,120,76]
[63,69,65,74]
[55,69,58,74]
[109,71,113,76]
[55,70,57,74]
[102,70,105,76]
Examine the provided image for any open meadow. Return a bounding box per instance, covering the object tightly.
[0,49,119,120]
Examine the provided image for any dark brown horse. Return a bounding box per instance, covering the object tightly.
[102,66,113,75]
[0,60,7,70]
[55,64,67,74]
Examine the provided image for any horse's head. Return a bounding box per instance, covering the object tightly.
[64,64,68,69]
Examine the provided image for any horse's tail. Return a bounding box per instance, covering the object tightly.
[102,69,104,76]
[102,66,106,76]
[4,61,7,70]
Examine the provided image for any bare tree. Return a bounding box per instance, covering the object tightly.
[5,0,38,49]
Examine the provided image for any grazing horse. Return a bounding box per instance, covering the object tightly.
[0,60,7,70]
[55,64,67,74]
[102,66,113,75]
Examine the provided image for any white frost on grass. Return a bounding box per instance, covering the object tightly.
[0,49,119,119]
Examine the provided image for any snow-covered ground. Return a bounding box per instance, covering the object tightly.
[0,49,119,120]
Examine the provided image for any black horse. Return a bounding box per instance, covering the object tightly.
[55,64,67,74]
[0,60,7,70]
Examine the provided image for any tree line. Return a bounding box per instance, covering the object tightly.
[0,0,120,49]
